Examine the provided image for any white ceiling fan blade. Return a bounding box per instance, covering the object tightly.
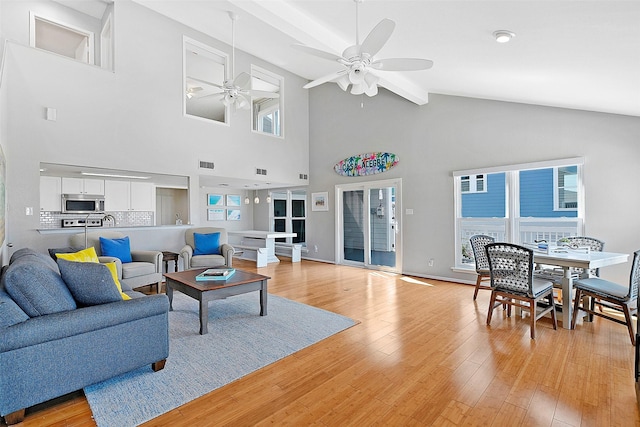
[248,90,280,99]
[292,44,343,63]
[371,58,434,71]
[192,88,225,98]
[188,76,224,89]
[360,18,395,57]
[233,72,251,90]
[303,69,347,89]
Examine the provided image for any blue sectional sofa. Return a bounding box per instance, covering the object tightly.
[0,249,169,425]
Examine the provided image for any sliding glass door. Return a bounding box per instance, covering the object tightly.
[336,179,402,273]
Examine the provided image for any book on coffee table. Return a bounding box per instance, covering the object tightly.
[195,268,236,281]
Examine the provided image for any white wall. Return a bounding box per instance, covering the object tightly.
[308,86,640,285]
[0,0,309,256]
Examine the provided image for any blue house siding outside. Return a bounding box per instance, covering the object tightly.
[461,173,505,218]
[462,168,578,218]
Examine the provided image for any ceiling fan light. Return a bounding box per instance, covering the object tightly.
[349,67,366,85]
[493,30,515,43]
[237,96,248,109]
[336,75,350,91]
[351,83,365,95]
[364,72,379,87]
[365,83,378,97]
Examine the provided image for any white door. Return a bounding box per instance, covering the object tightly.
[335,178,402,273]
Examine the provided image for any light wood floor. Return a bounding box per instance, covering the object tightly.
[5,259,640,427]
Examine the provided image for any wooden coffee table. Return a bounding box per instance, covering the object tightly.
[164,268,270,335]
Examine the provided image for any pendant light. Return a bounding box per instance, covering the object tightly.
[254,190,260,204]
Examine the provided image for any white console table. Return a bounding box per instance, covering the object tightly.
[228,230,297,267]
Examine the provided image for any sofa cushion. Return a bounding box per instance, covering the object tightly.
[100,236,133,263]
[191,254,226,268]
[104,262,131,301]
[4,253,77,317]
[0,285,29,327]
[57,259,123,306]
[193,232,221,255]
[121,262,155,279]
[55,247,100,263]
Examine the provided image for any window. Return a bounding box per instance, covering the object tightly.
[461,174,486,193]
[30,12,95,64]
[251,66,283,137]
[555,166,578,210]
[183,37,228,124]
[271,190,306,244]
[454,158,584,269]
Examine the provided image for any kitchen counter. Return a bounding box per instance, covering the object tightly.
[37,224,192,234]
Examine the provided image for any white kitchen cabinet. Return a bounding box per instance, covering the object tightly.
[61,177,104,195]
[104,180,155,211]
[104,180,130,211]
[40,176,62,211]
[130,182,155,211]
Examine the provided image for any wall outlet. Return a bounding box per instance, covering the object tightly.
[25,207,33,216]
[428,258,434,267]
[314,245,318,253]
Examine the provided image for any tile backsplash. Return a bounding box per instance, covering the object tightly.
[40,211,154,229]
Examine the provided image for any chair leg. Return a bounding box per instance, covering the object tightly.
[622,304,636,346]
[547,292,558,330]
[487,291,497,325]
[473,274,482,300]
[529,297,536,339]
[571,289,583,329]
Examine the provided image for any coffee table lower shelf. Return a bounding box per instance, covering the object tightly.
[164,268,271,335]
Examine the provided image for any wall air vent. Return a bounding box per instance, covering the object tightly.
[199,161,215,170]
[299,173,308,180]
[256,168,267,175]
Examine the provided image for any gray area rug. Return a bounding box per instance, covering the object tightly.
[84,292,356,427]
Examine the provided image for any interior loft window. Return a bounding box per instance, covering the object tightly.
[454,158,584,269]
[251,65,283,137]
[183,37,228,124]
[30,12,95,64]
[271,190,306,244]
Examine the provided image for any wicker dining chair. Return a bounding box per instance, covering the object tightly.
[571,249,639,345]
[469,234,495,300]
[486,242,557,339]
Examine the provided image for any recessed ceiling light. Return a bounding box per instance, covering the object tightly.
[493,30,516,43]
[81,172,149,180]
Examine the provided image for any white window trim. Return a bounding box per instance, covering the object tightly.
[461,174,487,194]
[453,157,585,270]
[553,167,579,212]
[29,11,95,65]
[183,36,229,126]
[250,64,284,138]
[270,190,306,245]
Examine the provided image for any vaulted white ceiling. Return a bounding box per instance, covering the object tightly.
[133,0,640,117]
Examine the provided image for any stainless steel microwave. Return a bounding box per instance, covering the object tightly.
[61,194,105,213]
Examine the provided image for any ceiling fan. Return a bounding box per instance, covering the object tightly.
[189,12,280,110]
[293,0,433,97]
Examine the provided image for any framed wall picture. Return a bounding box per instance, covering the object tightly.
[207,209,225,221]
[227,209,241,221]
[207,194,224,206]
[311,192,329,211]
[226,194,241,207]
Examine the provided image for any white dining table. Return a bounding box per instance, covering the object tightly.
[228,230,297,267]
[533,250,629,329]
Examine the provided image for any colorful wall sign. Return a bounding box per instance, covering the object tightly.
[334,152,399,177]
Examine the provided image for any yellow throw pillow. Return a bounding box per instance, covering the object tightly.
[104,262,131,301]
[56,246,100,263]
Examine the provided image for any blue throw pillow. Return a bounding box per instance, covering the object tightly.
[193,232,221,256]
[57,259,123,306]
[100,236,133,263]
